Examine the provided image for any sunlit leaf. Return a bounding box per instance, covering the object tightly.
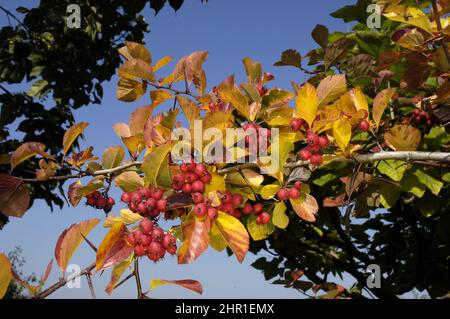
[150,90,173,107]
[118,41,151,64]
[384,5,433,34]
[178,212,211,264]
[384,124,421,151]
[96,222,127,271]
[142,143,172,187]
[317,74,347,108]
[290,194,318,222]
[272,201,289,229]
[177,96,200,128]
[373,88,396,128]
[247,214,275,241]
[150,279,203,295]
[105,253,133,295]
[0,253,12,299]
[118,58,155,81]
[104,209,144,228]
[295,82,318,127]
[261,184,281,200]
[101,146,124,169]
[63,122,89,157]
[349,88,368,112]
[114,171,144,193]
[214,212,249,263]
[242,57,262,84]
[153,55,173,71]
[333,118,352,152]
[117,78,147,102]
[11,142,55,171]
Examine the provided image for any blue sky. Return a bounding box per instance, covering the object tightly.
[0,0,357,298]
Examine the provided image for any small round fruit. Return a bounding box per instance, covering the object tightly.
[194,164,207,176]
[277,189,289,201]
[137,202,148,215]
[231,194,243,207]
[180,163,190,173]
[307,133,319,146]
[148,242,164,262]
[134,244,146,257]
[140,219,154,233]
[242,203,253,215]
[162,234,176,250]
[358,120,370,132]
[253,203,263,214]
[86,197,96,206]
[221,191,233,204]
[192,180,205,193]
[289,119,302,132]
[107,197,115,206]
[289,188,301,199]
[152,188,164,201]
[185,172,198,183]
[294,181,303,191]
[181,183,193,194]
[200,173,212,184]
[96,198,106,208]
[194,203,208,217]
[151,227,164,242]
[156,199,167,212]
[127,233,137,246]
[318,136,328,148]
[120,192,131,203]
[231,209,242,219]
[146,197,156,209]
[207,207,218,220]
[221,203,234,215]
[131,192,141,203]
[299,149,311,161]
[256,212,271,225]
[310,153,323,166]
[166,245,177,255]
[140,234,151,246]
[191,192,204,204]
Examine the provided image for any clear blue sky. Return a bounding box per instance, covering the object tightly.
[0,0,357,298]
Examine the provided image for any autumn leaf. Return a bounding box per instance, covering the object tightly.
[213,212,249,263]
[295,82,318,127]
[290,194,318,222]
[177,212,211,264]
[383,5,433,34]
[272,201,289,229]
[63,122,89,157]
[114,171,144,193]
[218,75,250,119]
[105,253,133,295]
[247,214,275,241]
[150,90,173,107]
[10,142,55,171]
[0,174,30,218]
[153,55,173,71]
[384,124,421,151]
[129,105,156,135]
[101,146,124,169]
[208,222,228,252]
[317,74,347,108]
[373,88,396,128]
[118,58,155,81]
[118,41,152,64]
[104,209,144,227]
[333,118,352,152]
[142,143,172,187]
[349,88,368,112]
[274,49,302,69]
[96,222,127,271]
[150,279,203,295]
[0,253,12,299]
[117,78,147,102]
[68,178,104,207]
[177,95,200,128]
[54,218,100,272]
[242,57,262,84]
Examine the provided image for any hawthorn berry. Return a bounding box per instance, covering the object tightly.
[156,199,167,212]
[243,203,253,215]
[134,244,146,257]
[194,203,208,217]
[299,149,311,161]
[162,234,176,250]
[289,119,302,132]
[182,183,193,194]
[294,181,303,191]
[310,153,323,166]
[152,188,164,201]
[151,227,164,242]
[140,219,154,233]
[289,188,300,199]
[191,192,204,204]
[253,203,263,214]
[192,180,205,193]
[277,189,289,201]
[231,194,243,207]
[207,207,218,220]
[121,192,131,203]
[256,212,271,225]
[358,120,370,132]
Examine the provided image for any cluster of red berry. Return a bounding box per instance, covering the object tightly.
[127,219,177,262]
[172,163,212,194]
[86,191,115,213]
[411,109,434,127]
[120,187,167,218]
[242,123,271,155]
[300,131,329,166]
[277,181,303,201]
[241,201,271,225]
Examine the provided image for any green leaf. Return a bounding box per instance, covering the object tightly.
[272,201,289,229]
[401,172,426,198]
[114,171,144,192]
[379,183,401,209]
[413,168,443,196]
[424,126,450,149]
[377,160,406,182]
[242,57,262,84]
[101,146,124,169]
[416,193,442,218]
[27,79,49,97]
[142,143,172,187]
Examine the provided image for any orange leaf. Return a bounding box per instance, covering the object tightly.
[54,218,100,272]
[213,212,249,263]
[0,173,30,217]
[118,58,155,81]
[63,122,89,157]
[129,105,156,135]
[0,253,12,299]
[373,88,397,128]
[290,194,319,222]
[150,279,203,295]
[384,124,421,151]
[11,142,54,171]
[96,222,127,271]
[105,253,133,295]
[177,212,211,264]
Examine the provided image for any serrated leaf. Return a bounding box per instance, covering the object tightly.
[177,96,200,128]
[54,218,100,272]
[274,49,302,69]
[118,58,155,81]
[150,90,173,107]
[178,212,211,264]
[317,74,347,108]
[242,57,262,84]
[384,5,433,34]
[384,124,421,151]
[105,253,133,295]
[118,41,151,64]
[104,209,144,228]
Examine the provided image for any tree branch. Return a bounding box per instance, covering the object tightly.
[431,0,450,65]
[134,258,143,299]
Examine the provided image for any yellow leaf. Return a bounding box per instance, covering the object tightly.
[214,212,249,263]
[118,58,155,81]
[218,76,250,119]
[384,5,433,34]
[117,78,147,102]
[105,253,133,295]
[103,209,144,228]
[63,122,89,157]
[272,201,289,229]
[153,55,173,71]
[114,171,144,193]
[384,124,421,151]
[349,88,368,112]
[96,222,126,271]
[150,90,173,107]
[10,142,55,171]
[295,82,318,127]
[177,96,200,128]
[0,253,12,299]
[333,118,352,152]
[118,41,151,64]
[55,218,100,272]
[142,143,172,187]
[225,169,264,188]
[101,146,124,169]
[373,88,397,128]
[204,172,226,194]
[261,184,281,200]
[247,214,275,241]
[208,222,228,251]
[317,74,347,108]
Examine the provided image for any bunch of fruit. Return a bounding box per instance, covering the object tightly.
[120,187,167,218]
[411,109,434,127]
[172,162,212,194]
[241,201,271,225]
[242,123,271,155]
[126,219,177,262]
[86,190,115,213]
[299,131,329,166]
[277,181,303,201]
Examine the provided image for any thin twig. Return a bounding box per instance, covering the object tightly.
[134,258,143,299]
[431,0,450,64]
[85,273,96,299]
[114,272,135,290]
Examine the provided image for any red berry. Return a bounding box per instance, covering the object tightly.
[92,191,101,199]
[194,203,208,217]
[182,183,193,194]
[107,197,115,206]
[256,212,271,225]
[257,86,268,96]
[277,189,289,201]
[166,245,177,255]
[143,188,152,199]
[156,199,167,212]
[138,188,147,199]
[140,219,154,233]
[231,209,242,219]
[194,164,207,176]
[96,198,106,208]
[231,194,243,207]
[134,244,146,257]
[131,192,141,203]
[148,209,160,218]
[185,172,198,183]
[200,173,212,184]
[221,203,234,215]
[307,133,319,146]
[308,144,321,153]
[413,109,421,116]
[140,234,151,246]
[290,119,302,132]
[191,192,204,204]
[289,188,300,199]
[192,180,205,193]
[426,119,432,127]
[310,153,323,166]
[180,163,190,173]
[146,197,156,209]
[253,203,263,214]
[127,233,137,246]
[120,192,131,203]
[147,242,164,262]
[243,203,253,215]
[137,202,148,215]
[294,181,303,191]
[129,201,138,212]
[86,197,96,206]
[299,149,311,161]
[358,120,370,132]
[221,191,233,204]
[318,136,328,148]
[173,173,185,185]
[152,189,164,201]
[151,227,164,242]
[162,234,176,250]
[207,207,218,220]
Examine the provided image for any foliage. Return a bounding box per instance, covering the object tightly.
[0,0,449,299]
[0,0,199,226]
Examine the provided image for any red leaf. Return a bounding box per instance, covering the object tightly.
[0,174,30,217]
[150,279,203,295]
[177,212,211,264]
